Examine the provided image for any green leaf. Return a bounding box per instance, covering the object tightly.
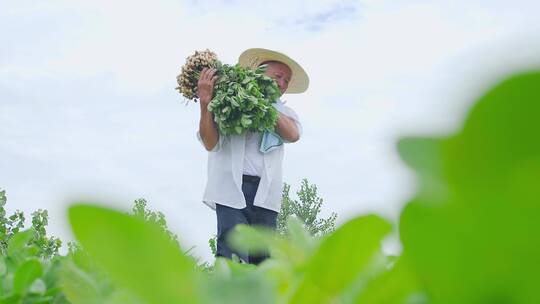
[7,229,33,256]
[228,224,308,267]
[228,225,274,255]
[0,294,21,304]
[202,258,275,304]
[399,71,540,303]
[0,258,6,276]
[28,278,46,294]
[68,204,200,304]
[397,137,443,179]
[285,217,317,256]
[397,137,448,201]
[241,116,252,128]
[353,256,425,304]
[290,215,392,303]
[13,258,43,295]
[60,260,103,303]
[104,290,145,304]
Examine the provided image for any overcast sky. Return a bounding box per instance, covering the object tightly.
[1,0,539,262]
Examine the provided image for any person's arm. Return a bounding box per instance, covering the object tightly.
[198,68,220,151]
[275,113,300,142]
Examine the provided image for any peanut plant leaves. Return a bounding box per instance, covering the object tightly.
[177,50,280,135]
[68,204,201,304]
[7,230,33,257]
[59,260,103,304]
[209,63,280,135]
[13,258,43,295]
[398,71,540,303]
[290,215,392,303]
[202,257,275,304]
[353,256,425,304]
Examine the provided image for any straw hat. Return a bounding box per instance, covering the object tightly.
[238,48,309,94]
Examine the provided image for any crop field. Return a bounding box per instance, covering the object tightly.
[1,71,539,303]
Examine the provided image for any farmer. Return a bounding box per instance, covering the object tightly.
[196,48,309,265]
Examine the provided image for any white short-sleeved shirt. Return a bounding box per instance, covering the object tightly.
[197,100,302,212]
[243,131,264,176]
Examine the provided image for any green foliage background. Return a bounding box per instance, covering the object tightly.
[1,71,539,303]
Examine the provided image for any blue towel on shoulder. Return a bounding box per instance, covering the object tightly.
[260,131,283,153]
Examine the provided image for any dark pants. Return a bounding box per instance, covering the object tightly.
[215,175,278,265]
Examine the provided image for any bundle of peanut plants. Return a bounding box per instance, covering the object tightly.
[176,50,281,135]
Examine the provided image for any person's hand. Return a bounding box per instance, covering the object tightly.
[197,68,218,108]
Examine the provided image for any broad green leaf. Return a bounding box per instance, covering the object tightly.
[60,260,103,304]
[227,225,274,255]
[397,137,449,202]
[398,71,540,303]
[43,286,64,298]
[103,290,145,304]
[28,278,46,294]
[0,258,6,276]
[0,294,21,304]
[7,230,33,256]
[228,225,307,266]
[256,258,298,301]
[68,204,200,304]
[290,215,392,303]
[285,217,317,258]
[397,137,443,181]
[202,257,275,304]
[353,256,425,304]
[13,258,43,295]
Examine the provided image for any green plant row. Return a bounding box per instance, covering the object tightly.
[2,70,540,303]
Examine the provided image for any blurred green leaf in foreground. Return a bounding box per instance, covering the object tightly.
[397,71,540,303]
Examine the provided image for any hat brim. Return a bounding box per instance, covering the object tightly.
[238,48,309,94]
